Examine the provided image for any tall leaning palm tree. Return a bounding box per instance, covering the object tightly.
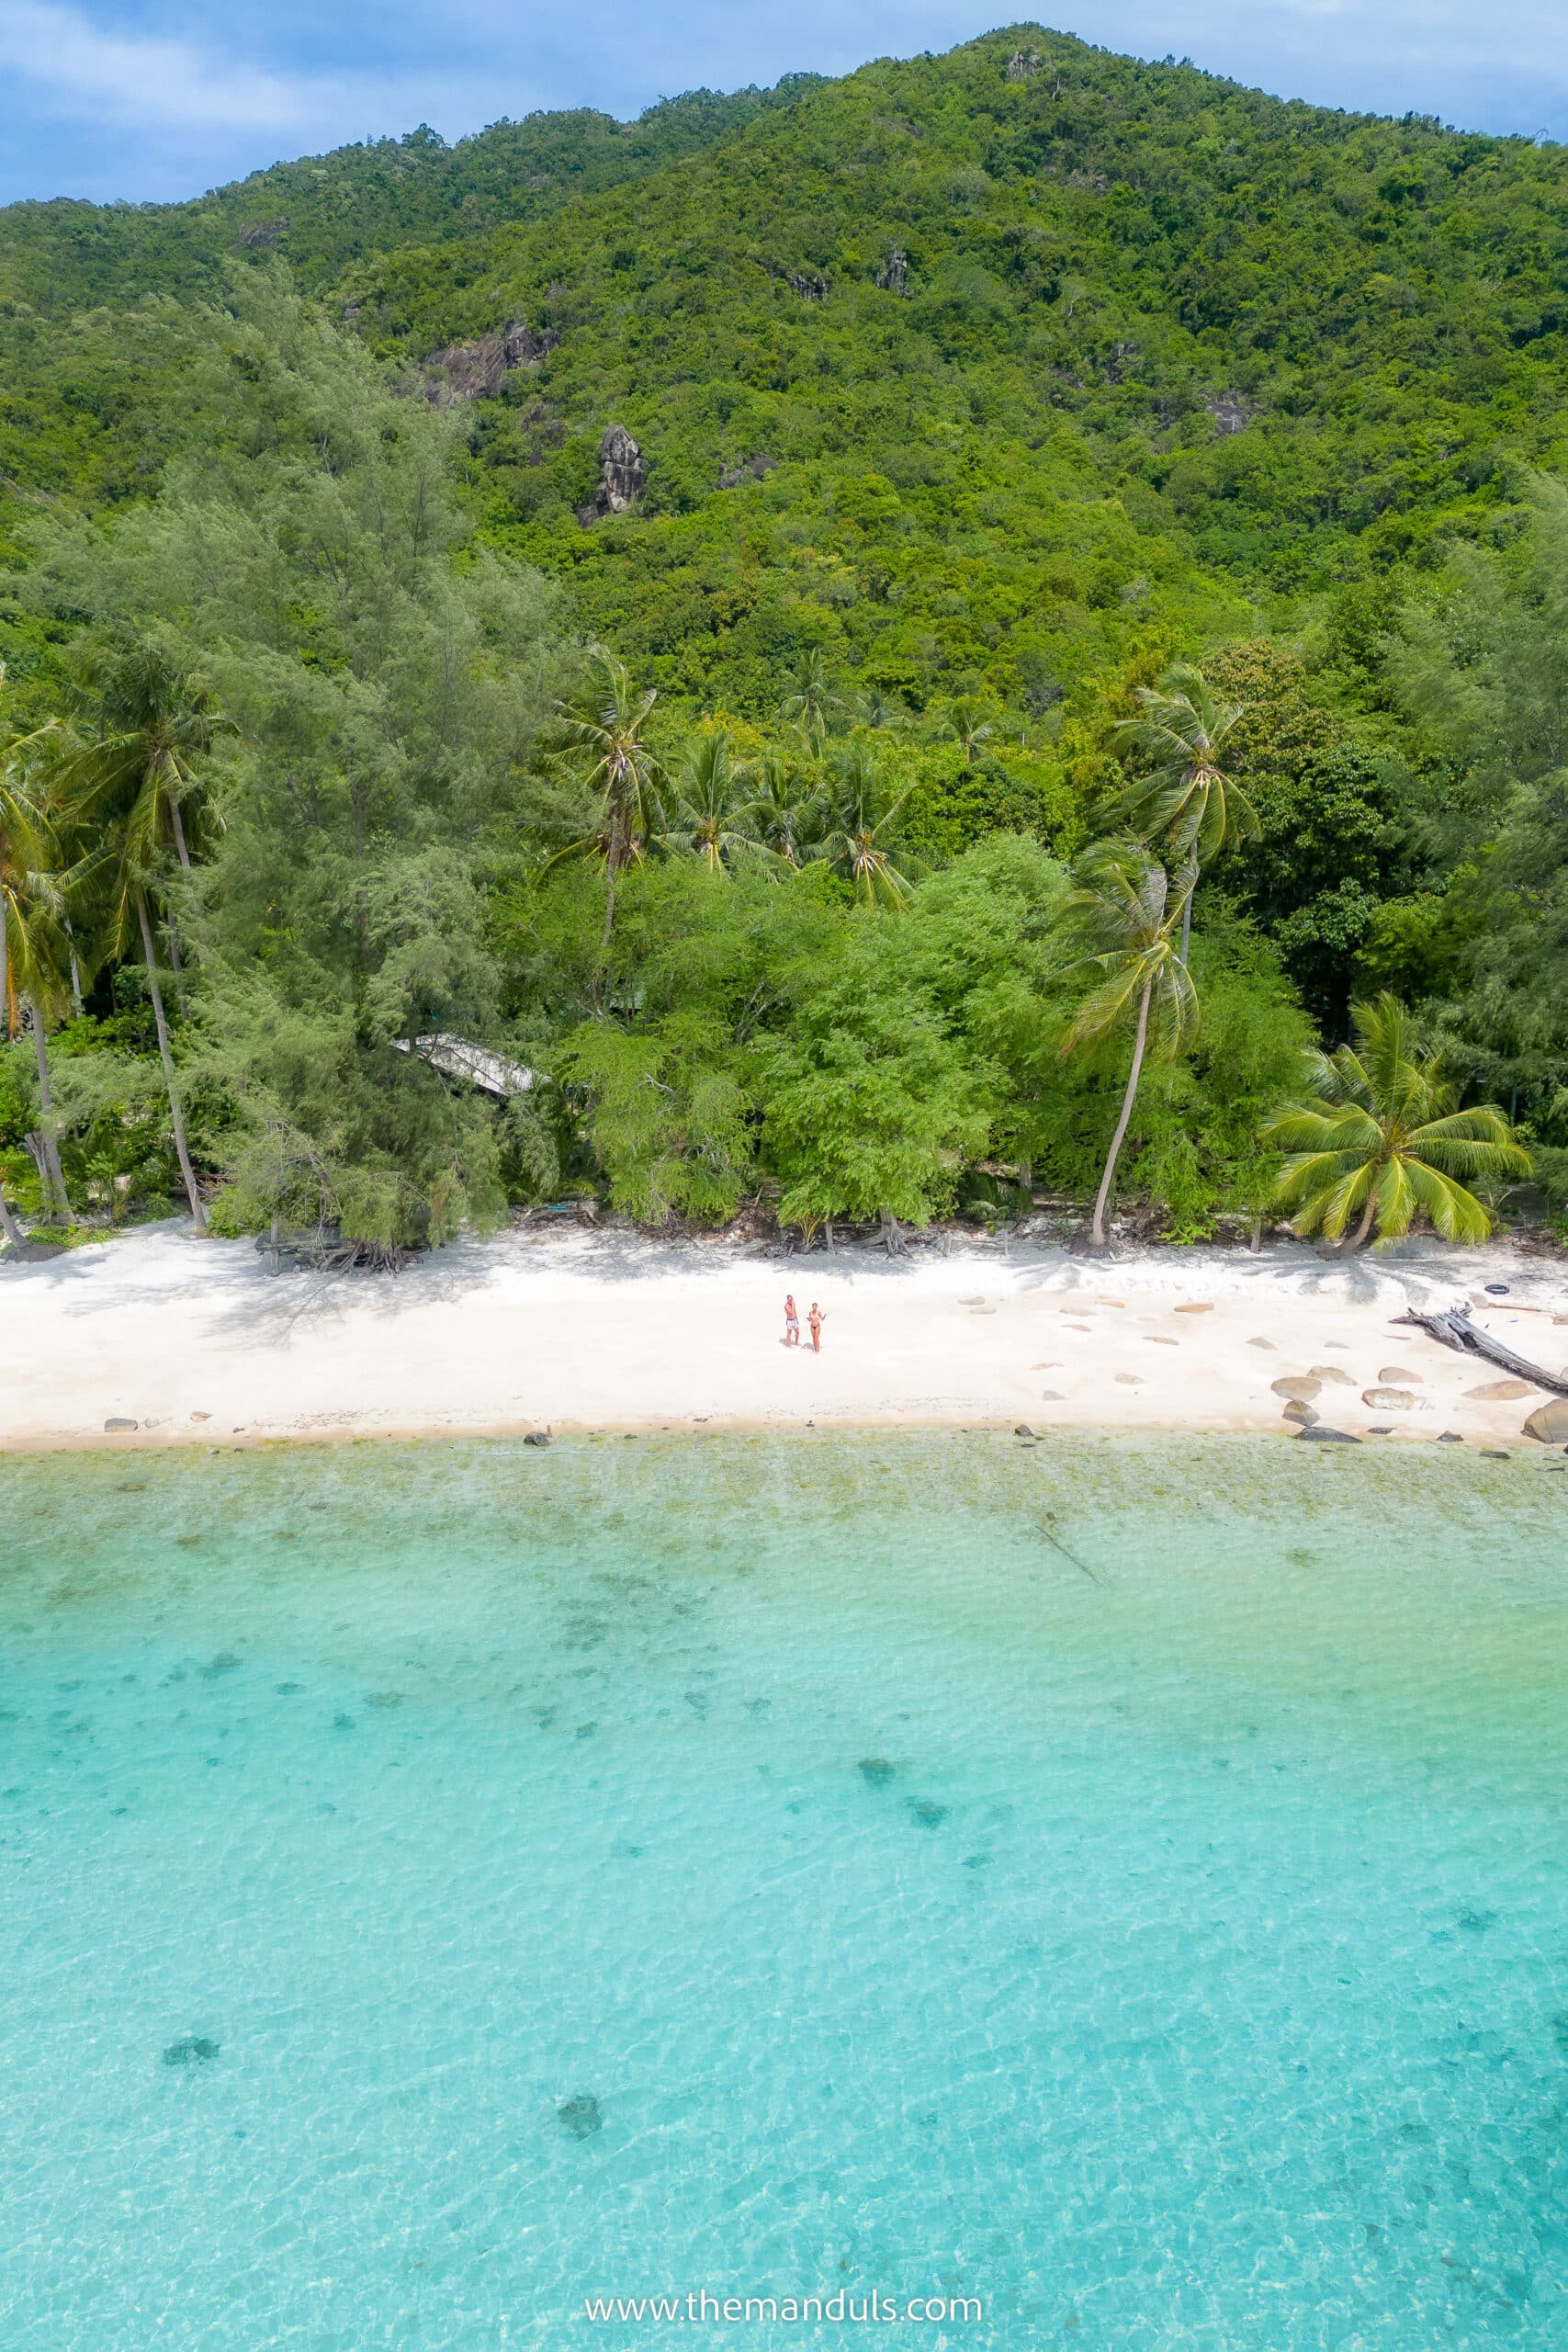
[77,796,208,1229]
[545,650,663,951]
[1109,662,1255,961]
[1061,845,1199,1249]
[1,699,75,1217]
[1262,994,1530,1250]
[807,744,928,909]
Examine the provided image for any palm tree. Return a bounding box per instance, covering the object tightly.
[778,650,834,732]
[545,651,663,949]
[1262,993,1530,1250]
[750,752,819,868]
[62,640,226,875]
[934,695,996,771]
[79,796,209,1228]
[807,744,928,908]
[1,699,75,1217]
[658,733,764,872]
[1061,845,1199,1249]
[1109,662,1255,960]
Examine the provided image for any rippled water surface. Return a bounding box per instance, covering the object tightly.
[3,1432,1567,2349]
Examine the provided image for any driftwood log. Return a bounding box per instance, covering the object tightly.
[1391,1306,1568,1396]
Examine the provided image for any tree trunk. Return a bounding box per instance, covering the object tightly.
[28,996,71,1216]
[879,1207,906,1256]
[0,1180,22,1247]
[1334,1181,1381,1254]
[1249,1215,1262,1254]
[136,888,206,1231]
[1179,888,1192,967]
[170,793,192,872]
[1090,975,1153,1249]
[64,917,84,1017]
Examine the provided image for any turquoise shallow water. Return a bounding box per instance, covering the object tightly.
[2,1432,1567,2350]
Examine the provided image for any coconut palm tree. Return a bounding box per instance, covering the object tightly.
[544,651,663,949]
[750,752,820,868]
[933,695,996,771]
[62,640,227,875]
[1262,993,1530,1250]
[1061,845,1199,1249]
[73,794,208,1229]
[807,744,928,908]
[1109,662,1255,960]
[658,733,765,872]
[778,650,834,732]
[1,702,76,1216]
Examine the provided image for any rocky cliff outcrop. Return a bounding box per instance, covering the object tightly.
[577,424,646,523]
[874,247,908,292]
[422,317,558,404]
[716,451,777,489]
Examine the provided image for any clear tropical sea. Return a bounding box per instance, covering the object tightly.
[3,1433,1566,2351]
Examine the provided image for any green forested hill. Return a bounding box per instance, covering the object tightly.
[5,27,1568,1250]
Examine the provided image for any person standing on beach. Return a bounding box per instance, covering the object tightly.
[807,1302,827,1352]
[784,1294,800,1347]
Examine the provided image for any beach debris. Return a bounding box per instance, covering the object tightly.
[190,1411,211,1422]
[1247,1337,1276,1350]
[1271,1376,1322,1404]
[1363,1386,1418,1409]
[1392,1306,1568,1396]
[859,1758,897,1787]
[104,1417,139,1432]
[1310,1366,1356,1385]
[1113,1373,1144,1385]
[1174,1303,1214,1314]
[1064,1319,1091,1330]
[1145,1335,1179,1346]
[1523,1399,1568,1444]
[523,1430,551,1448]
[558,2094,603,2139]
[1379,1365,1423,1385]
[908,1799,949,1827]
[1295,1426,1360,1442]
[1481,1449,1511,1460]
[1039,1390,1067,1401]
[162,2036,220,2067]
[1282,1401,1320,1427]
[1484,1283,1510,1295]
[1465,1379,1535,1400]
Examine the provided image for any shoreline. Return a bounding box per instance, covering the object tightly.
[3,1220,1567,1460]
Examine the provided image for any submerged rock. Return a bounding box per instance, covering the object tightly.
[162,2036,220,2067]
[908,1799,949,1827]
[1295,1426,1360,1443]
[858,1758,897,1787]
[558,2094,602,2139]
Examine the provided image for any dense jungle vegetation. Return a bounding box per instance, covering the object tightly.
[2,26,1566,1254]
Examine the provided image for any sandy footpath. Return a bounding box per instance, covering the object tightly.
[3,1220,1567,1455]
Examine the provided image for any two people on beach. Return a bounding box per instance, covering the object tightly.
[784,1294,828,1352]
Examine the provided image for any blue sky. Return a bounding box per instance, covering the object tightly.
[2,4,1565,208]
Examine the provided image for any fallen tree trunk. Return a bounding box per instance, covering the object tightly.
[1391,1305,1568,1396]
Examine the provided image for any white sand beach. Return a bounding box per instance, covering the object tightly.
[3,1219,1566,1454]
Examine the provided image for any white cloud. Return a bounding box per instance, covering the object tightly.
[0,0,335,130]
